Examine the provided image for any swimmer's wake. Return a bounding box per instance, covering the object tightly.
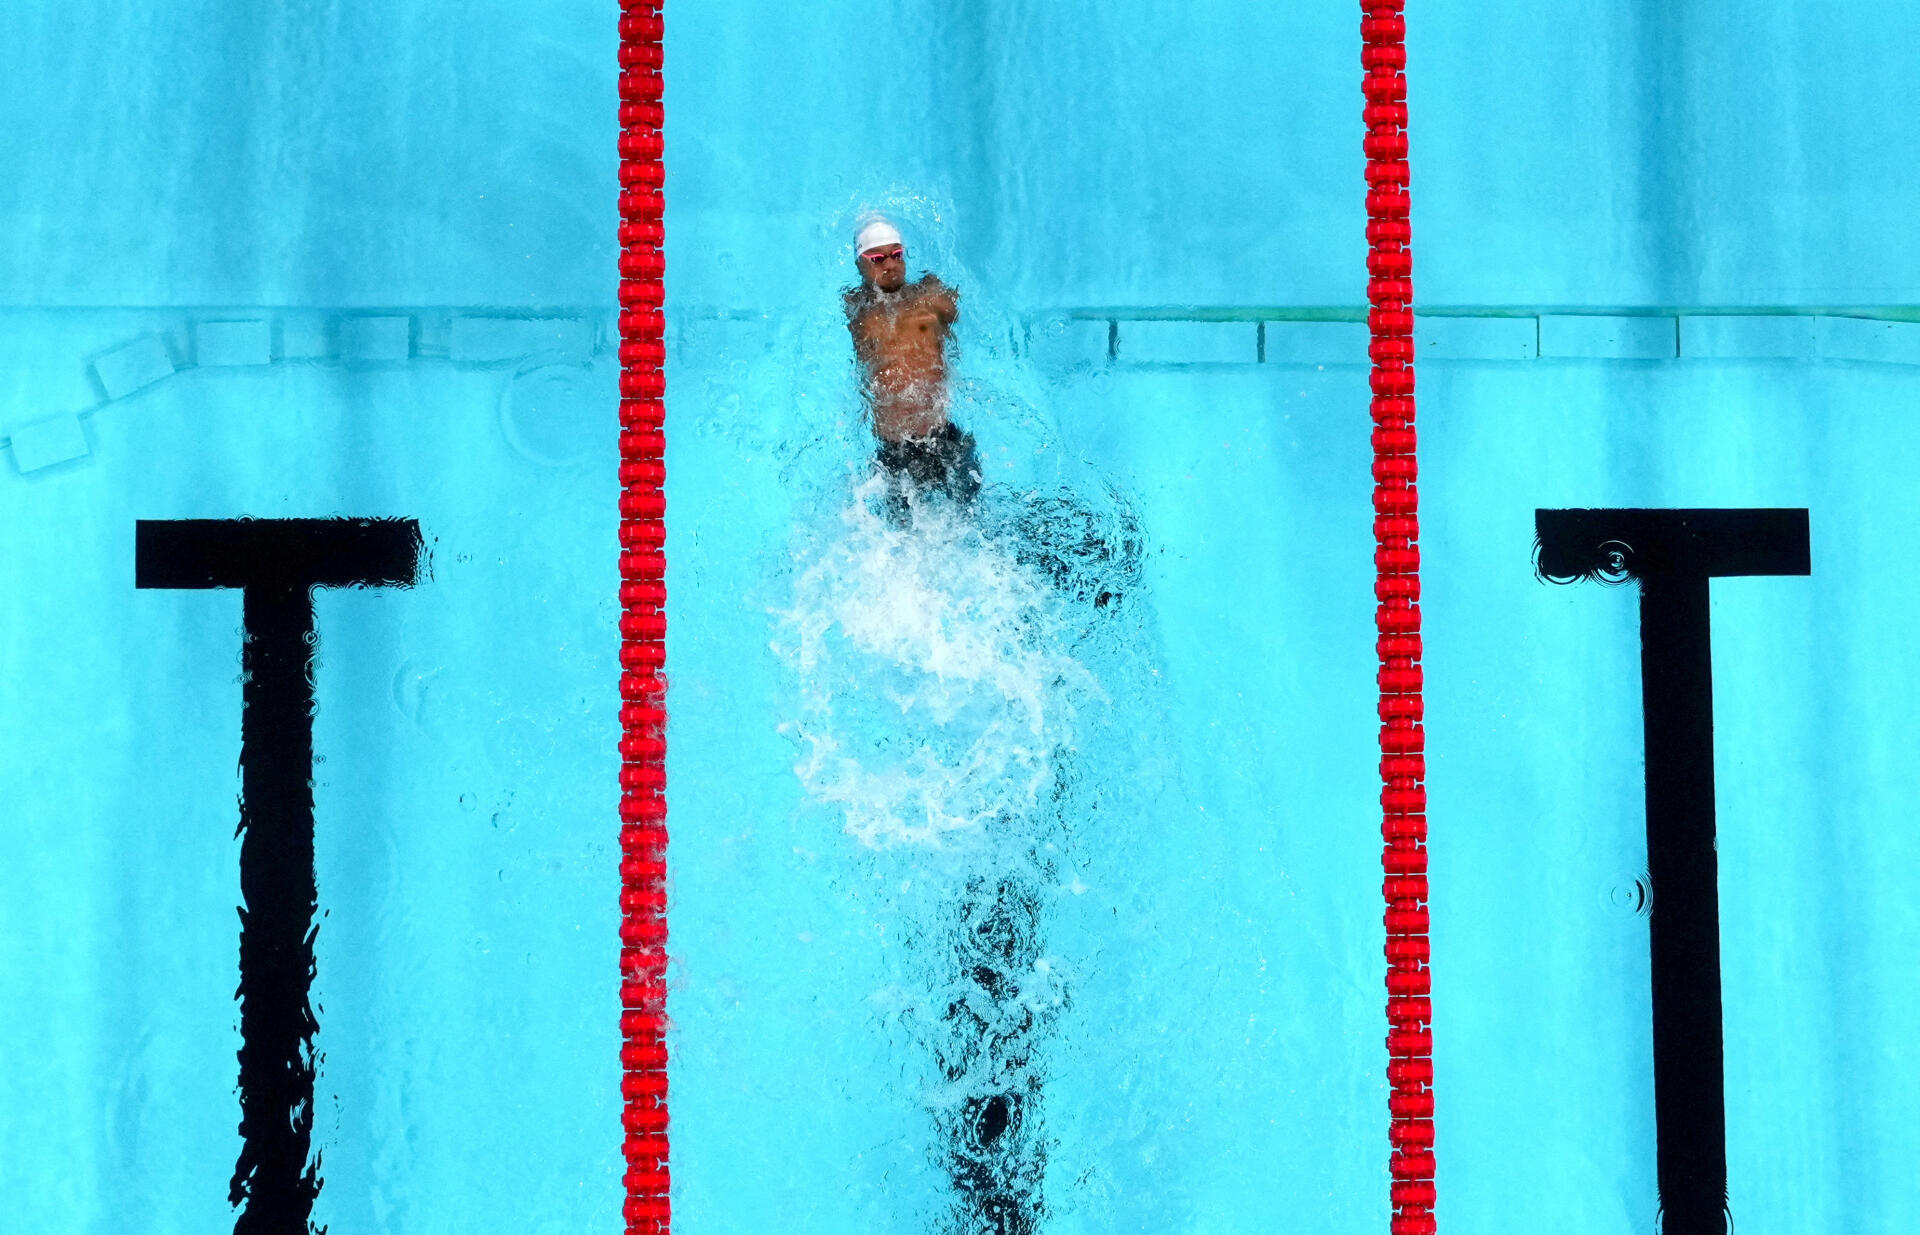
[776,473,1107,1234]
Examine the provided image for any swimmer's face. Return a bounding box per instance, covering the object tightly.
[860,244,908,293]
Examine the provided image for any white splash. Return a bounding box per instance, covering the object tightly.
[774,474,1101,850]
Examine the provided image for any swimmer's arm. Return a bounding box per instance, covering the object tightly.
[846,299,875,353]
[919,274,959,324]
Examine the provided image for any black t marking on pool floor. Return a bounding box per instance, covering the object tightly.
[136,518,422,1234]
[1536,507,1810,1235]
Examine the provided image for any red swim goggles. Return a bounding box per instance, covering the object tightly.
[862,246,905,264]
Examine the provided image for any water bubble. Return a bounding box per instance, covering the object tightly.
[498,359,613,467]
[1605,873,1653,919]
[1595,539,1637,586]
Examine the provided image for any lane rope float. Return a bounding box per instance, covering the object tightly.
[1362,3,1438,1233]
[618,3,671,1233]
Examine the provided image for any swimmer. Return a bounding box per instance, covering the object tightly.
[845,219,1051,1232]
[843,216,982,515]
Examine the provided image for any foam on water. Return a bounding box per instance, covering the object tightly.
[775,474,1103,854]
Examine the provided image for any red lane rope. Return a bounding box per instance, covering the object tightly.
[617,2,670,1233]
[1363,3,1435,1233]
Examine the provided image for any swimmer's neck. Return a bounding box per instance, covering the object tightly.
[862,284,919,313]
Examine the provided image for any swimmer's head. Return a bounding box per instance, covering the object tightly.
[855,215,908,292]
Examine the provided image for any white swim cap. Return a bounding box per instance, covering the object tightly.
[855,215,903,254]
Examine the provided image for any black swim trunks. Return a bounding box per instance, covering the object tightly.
[875,421,982,515]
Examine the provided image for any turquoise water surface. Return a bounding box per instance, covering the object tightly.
[3,3,1918,1233]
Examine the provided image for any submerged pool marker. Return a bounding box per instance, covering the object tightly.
[1536,509,1811,1235]
[617,3,671,1232]
[135,519,423,1232]
[1363,3,1437,1233]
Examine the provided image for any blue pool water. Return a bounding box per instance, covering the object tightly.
[3,3,1919,1232]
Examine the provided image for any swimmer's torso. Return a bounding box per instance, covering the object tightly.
[848,277,959,441]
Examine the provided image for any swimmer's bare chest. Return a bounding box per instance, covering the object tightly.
[851,285,958,440]
[853,300,950,379]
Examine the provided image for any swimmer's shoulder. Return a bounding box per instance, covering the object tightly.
[912,274,959,321]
